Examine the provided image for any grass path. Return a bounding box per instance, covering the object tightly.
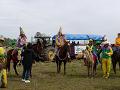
[2,60,120,90]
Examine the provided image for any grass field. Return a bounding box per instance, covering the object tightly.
[1,60,120,90]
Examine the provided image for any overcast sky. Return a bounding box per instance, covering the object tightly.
[0,0,120,43]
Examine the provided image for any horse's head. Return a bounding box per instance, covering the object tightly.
[61,41,70,53]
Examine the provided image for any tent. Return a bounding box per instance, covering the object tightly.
[52,34,104,41]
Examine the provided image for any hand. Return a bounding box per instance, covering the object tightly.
[106,53,111,56]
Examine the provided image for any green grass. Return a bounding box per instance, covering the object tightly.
[2,60,120,90]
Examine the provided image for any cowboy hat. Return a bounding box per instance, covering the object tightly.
[102,41,110,45]
[89,39,93,42]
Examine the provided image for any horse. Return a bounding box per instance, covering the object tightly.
[82,49,97,77]
[32,39,44,62]
[111,44,120,74]
[55,42,70,75]
[6,48,19,76]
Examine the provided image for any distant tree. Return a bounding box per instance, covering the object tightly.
[4,38,17,48]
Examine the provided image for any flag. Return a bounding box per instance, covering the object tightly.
[17,27,27,48]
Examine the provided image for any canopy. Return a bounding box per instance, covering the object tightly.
[52,34,104,40]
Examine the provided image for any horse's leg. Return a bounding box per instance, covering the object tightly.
[112,59,117,74]
[88,62,90,77]
[63,61,66,75]
[90,63,93,77]
[118,60,120,70]
[94,61,97,76]
[6,59,11,72]
[56,60,59,73]
[13,61,19,75]
[58,61,62,73]
[92,63,96,77]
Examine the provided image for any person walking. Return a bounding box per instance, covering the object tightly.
[101,41,113,79]
[21,43,35,83]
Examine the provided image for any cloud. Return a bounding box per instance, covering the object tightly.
[0,0,120,43]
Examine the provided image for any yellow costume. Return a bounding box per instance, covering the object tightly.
[115,37,120,46]
[55,35,65,48]
[101,43,113,79]
[0,47,7,88]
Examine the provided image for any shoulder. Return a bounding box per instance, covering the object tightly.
[116,38,120,40]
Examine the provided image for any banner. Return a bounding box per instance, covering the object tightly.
[74,46,86,54]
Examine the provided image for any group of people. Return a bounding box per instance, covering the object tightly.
[55,29,120,79]
[0,28,120,88]
[0,28,37,88]
[86,39,113,79]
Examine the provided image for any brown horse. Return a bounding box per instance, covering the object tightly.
[83,49,96,77]
[55,42,70,75]
[32,39,44,62]
[111,45,120,74]
[6,48,19,75]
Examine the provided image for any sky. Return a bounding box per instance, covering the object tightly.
[0,0,120,43]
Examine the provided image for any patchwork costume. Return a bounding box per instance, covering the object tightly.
[55,27,66,55]
[101,45,113,78]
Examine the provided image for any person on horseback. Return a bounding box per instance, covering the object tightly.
[84,39,94,66]
[0,37,7,88]
[115,33,120,46]
[55,27,66,49]
[55,27,70,58]
[114,33,120,52]
[101,41,113,79]
[86,39,93,52]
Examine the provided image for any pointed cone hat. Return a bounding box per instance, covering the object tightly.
[58,26,63,35]
[20,27,25,35]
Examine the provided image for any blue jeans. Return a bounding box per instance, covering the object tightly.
[22,65,30,80]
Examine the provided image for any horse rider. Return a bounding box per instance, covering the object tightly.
[0,36,7,88]
[86,39,94,52]
[101,41,113,79]
[114,33,120,51]
[84,39,94,65]
[55,27,70,58]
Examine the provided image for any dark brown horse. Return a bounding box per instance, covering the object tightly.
[7,48,19,75]
[32,39,44,62]
[55,42,70,75]
[111,45,120,74]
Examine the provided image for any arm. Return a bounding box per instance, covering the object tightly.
[107,47,113,56]
[55,36,60,46]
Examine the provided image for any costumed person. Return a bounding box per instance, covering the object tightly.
[101,41,113,79]
[55,27,70,58]
[17,27,27,65]
[17,27,27,48]
[21,43,36,83]
[0,36,7,88]
[114,33,120,51]
[86,39,93,52]
[115,33,120,46]
[93,41,102,63]
[84,39,94,66]
[55,27,66,49]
